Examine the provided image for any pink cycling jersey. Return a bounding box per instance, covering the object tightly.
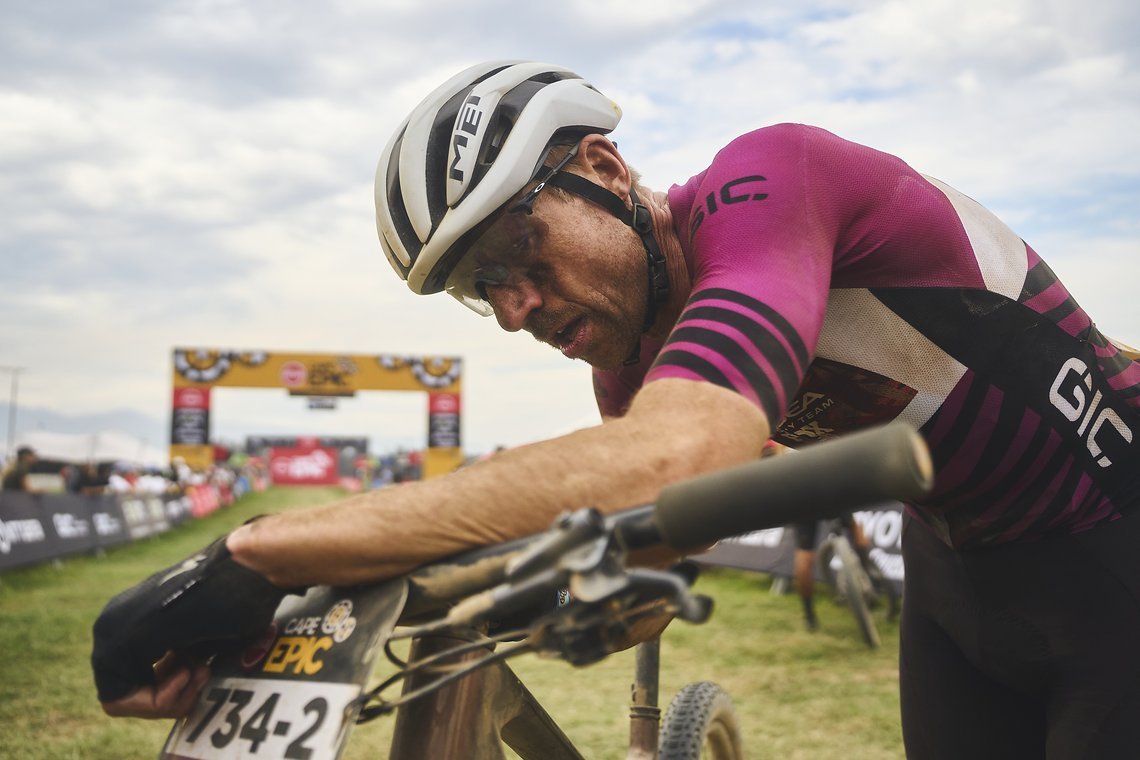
[593,124,1140,548]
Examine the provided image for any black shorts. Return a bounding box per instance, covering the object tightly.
[793,520,819,551]
[900,510,1140,759]
[793,515,856,552]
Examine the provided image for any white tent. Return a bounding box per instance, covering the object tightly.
[14,430,168,468]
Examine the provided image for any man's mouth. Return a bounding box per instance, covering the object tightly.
[554,316,587,358]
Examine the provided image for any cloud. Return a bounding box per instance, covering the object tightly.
[1,0,1137,456]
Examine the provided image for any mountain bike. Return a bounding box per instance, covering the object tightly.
[157,423,932,760]
[815,516,899,649]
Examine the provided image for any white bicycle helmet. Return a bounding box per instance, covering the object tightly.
[375,61,625,313]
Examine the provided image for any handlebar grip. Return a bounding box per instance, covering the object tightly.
[654,423,933,552]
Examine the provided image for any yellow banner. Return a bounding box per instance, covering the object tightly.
[171,349,462,394]
[170,349,464,477]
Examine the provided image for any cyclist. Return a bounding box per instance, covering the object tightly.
[93,61,1140,758]
[791,513,875,632]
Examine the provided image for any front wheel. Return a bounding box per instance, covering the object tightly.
[658,681,744,760]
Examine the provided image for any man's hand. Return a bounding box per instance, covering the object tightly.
[92,535,301,714]
[101,652,211,719]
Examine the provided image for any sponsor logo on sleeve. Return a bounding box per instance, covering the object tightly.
[689,175,768,240]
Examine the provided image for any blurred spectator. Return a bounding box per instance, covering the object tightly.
[107,464,136,494]
[77,462,109,495]
[61,463,83,494]
[2,446,42,493]
[171,456,192,488]
[136,468,176,496]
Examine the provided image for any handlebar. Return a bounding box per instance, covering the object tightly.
[401,422,932,619]
[356,423,933,718]
[653,422,932,550]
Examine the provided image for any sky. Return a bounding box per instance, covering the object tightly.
[2,0,1138,458]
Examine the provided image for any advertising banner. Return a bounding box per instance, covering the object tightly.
[268,446,340,486]
[171,386,211,446]
[0,494,52,570]
[0,493,133,572]
[1,493,218,574]
[698,503,906,592]
[427,392,461,449]
[120,496,172,540]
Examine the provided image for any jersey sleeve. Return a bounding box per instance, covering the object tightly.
[646,124,843,425]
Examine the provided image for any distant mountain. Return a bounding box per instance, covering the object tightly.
[0,402,166,449]
[0,402,429,456]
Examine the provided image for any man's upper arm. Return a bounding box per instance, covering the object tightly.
[623,376,771,468]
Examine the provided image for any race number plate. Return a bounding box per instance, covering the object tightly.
[160,580,408,760]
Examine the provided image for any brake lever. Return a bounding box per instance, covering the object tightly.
[529,565,714,666]
[506,508,607,579]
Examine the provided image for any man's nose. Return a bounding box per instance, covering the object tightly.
[487,279,543,332]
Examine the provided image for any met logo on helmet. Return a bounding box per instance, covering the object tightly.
[449,94,484,183]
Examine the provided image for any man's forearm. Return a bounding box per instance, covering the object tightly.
[227,379,768,588]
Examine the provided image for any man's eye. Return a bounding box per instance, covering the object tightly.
[473,264,509,299]
[511,234,530,255]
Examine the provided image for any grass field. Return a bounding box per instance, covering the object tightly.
[0,487,905,759]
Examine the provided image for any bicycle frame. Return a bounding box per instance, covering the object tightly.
[386,635,662,760]
[375,509,667,759]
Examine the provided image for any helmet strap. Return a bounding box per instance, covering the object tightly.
[543,172,671,360]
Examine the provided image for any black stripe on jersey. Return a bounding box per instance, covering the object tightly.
[1089,330,1135,382]
[654,346,781,422]
[939,419,1053,544]
[1101,351,1136,381]
[654,348,733,390]
[1041,295,1081,324]
[1019,259,1058,302]
[959,420,1055,539]
[675,306,800,407]
[933,387,1026,503]
[692,288,811,369]
[1074,479,1108,521]
[1037,456,1095,531]
[665,324,773,397]
[928,374,992,478]
[1070,328,1140,395]
[984,440,1071,538]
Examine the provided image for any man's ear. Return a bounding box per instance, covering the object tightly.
[576,133,631,201]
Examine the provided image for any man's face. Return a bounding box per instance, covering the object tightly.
[468,190,648,370]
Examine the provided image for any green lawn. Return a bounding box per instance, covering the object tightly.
[0,487,904,759]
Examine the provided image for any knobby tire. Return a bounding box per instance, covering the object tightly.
[657,681,744,760]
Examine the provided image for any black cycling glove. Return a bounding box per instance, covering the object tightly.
[91,534,301,702]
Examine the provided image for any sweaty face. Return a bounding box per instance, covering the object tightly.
[451,192,648,369]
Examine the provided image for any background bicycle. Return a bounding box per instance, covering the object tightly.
[814,516,899,649]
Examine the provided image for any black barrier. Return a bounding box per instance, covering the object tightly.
[697,502,905,593]
[0,492,193,573]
